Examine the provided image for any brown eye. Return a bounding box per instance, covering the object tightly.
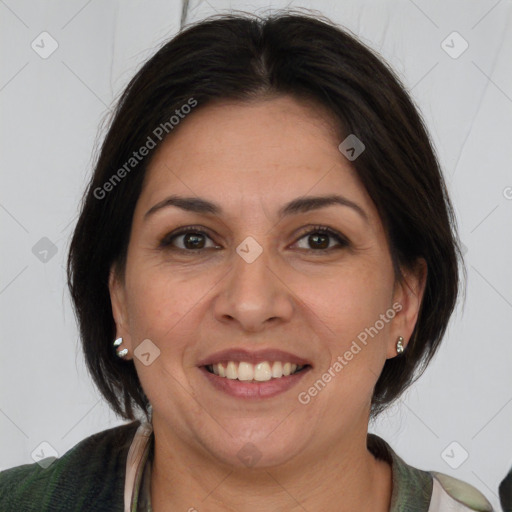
[180,232,207,249]
[159,226,220,252]
[294,226,349,252]
[307,232,329,249]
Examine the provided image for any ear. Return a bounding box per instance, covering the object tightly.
[386,258,428,359]
[108,265,132,357]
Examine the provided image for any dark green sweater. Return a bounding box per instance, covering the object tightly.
[0,421,135,511]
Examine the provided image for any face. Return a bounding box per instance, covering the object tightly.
[109,95,425,469]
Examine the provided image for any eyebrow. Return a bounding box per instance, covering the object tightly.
[144,194,369,224]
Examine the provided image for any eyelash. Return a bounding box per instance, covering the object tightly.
[158,224,350,254]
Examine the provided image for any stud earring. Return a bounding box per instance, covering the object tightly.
[396,336,405,355]
[114,337,129,358]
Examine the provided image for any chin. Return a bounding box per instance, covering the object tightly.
[202,426,307,470]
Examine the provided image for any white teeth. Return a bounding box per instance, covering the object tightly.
[238,362,254,381]
[209,361,304,381]
[226,361,237,379]
[254,362,272,381]
[271,361,283,378]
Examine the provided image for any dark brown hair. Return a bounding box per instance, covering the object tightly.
[67,11,464,421]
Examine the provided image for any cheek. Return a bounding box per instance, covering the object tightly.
[305,277,393,415]
[124,268,197,348]
[123,273,198,400]
[295,267,394,394]
[299,263,392,332]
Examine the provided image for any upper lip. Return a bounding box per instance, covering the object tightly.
[197,348,312,367]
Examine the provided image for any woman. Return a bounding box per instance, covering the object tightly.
[0,11,494,512]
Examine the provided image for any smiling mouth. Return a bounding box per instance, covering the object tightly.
[204,361,310,382]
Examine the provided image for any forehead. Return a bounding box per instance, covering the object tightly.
[136,96,375,221]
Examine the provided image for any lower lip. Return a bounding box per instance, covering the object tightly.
[199,366,311,399]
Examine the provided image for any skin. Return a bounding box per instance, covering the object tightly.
[109,95,427,511]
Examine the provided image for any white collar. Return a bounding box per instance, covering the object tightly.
[124,421,153,512]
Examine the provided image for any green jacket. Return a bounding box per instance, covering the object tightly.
[0,422,132,511]
[0,420,494,511]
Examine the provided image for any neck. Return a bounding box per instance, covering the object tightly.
[149,423,392,512]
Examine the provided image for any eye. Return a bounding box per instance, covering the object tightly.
[292,225,349,252]
[159,224,349,254]
[159,226,220,252]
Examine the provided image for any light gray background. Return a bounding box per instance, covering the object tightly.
[1,0,511,509]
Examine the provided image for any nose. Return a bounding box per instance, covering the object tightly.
[212,241,294,332]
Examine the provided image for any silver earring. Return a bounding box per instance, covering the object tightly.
[114,337,129,358]
[396,336,405,355]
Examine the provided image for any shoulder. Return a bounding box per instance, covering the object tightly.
[429,471,494,511]
[367,434,494,512]
[0,420,140,512]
